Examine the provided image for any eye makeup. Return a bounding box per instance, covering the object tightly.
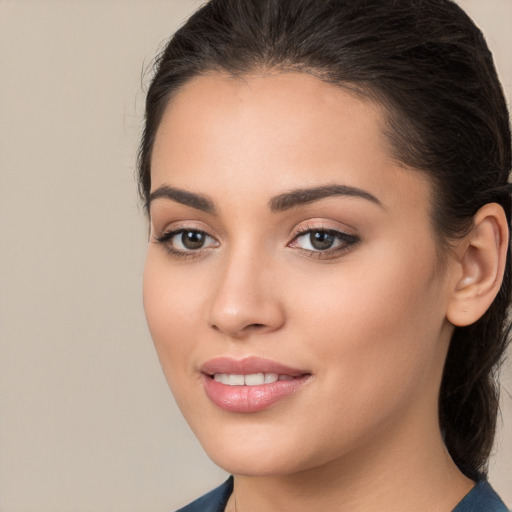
[152,220,360,262]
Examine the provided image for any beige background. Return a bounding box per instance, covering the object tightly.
[0,1,510,510]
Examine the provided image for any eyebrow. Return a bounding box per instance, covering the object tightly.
[269,184,384,212]
[148,185,216,214]
[148,183,383,214]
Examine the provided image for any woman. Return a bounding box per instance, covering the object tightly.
[139,0,511,510]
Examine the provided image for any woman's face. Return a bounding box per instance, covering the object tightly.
[143,73,457,477]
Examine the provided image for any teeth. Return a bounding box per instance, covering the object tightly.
[213,372,286,386]
[244,373,265,386]
[228,374,245,386]
[264,373,279,383]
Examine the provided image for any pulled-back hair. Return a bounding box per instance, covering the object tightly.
[138,0,511,480]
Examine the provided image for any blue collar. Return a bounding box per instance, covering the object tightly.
[452,480,508,512]
[177,477,509,512]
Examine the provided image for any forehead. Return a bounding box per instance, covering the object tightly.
[153,72,386,162]
[151,72,431,214]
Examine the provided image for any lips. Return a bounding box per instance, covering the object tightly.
[200,357,311,413]
[213,372,294,385]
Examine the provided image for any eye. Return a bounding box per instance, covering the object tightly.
[155,228,219,255]
[290,228,359,255]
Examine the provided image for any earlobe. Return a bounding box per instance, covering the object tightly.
[447,203,509,327]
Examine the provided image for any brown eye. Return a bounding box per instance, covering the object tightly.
[155,228,218,255]
[181,230,206,250]
[290,228,359,255]
[309,231,335,250]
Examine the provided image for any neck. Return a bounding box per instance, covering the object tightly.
[228,411,473,512]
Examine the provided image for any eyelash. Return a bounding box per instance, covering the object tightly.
[153,225,360,260]
[289,225,360,259]
[154,227,219,259]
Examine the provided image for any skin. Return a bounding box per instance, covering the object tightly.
[143,73,476,511]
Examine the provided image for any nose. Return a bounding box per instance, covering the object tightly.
[207,250,286,339]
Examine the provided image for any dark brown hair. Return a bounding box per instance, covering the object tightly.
[138,0,511,480]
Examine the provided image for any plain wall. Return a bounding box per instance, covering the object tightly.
[0,1,510,510]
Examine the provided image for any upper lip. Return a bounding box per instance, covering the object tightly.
[200,356,309,377]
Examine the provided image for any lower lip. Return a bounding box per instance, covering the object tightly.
[202,375,309,413]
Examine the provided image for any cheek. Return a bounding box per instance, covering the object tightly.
[275,257,448,461]
[142,252,204,376]
[288,242,448,395]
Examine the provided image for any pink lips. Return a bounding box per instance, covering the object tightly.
[201,357,310,413]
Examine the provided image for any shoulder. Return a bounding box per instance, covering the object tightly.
[175,477,234,512]
[453,480,509,512]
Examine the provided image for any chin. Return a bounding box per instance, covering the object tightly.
[191,422,333,478]
[206,446,305,477]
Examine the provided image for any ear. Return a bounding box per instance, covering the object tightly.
[446,203,509,327]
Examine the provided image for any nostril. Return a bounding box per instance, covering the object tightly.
[208,295,286,337]
[209,322,264,331]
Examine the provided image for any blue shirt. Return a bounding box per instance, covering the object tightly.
[176,477,509,512]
